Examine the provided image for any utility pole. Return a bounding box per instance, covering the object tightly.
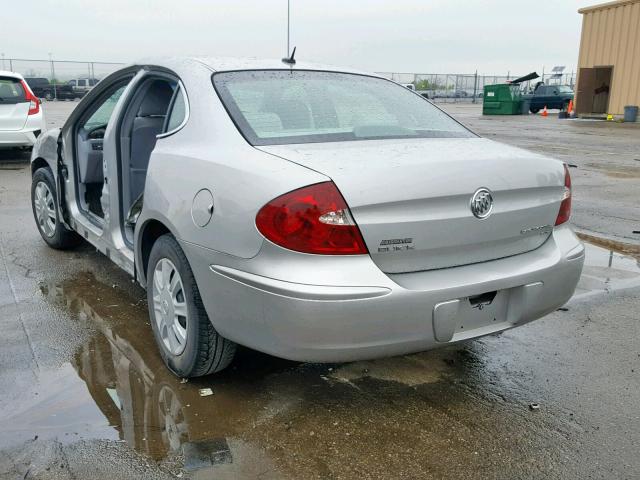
[1,53,4,70]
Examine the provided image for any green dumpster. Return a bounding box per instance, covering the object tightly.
[482,84,522,115]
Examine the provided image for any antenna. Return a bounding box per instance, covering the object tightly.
[281,0,296,65]
[282,46,296,66]
[286,0,290,57]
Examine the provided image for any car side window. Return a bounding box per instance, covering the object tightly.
[164,85,187,133]
[84,84,128,129]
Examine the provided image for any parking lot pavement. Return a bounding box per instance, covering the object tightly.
[0,101,639,479]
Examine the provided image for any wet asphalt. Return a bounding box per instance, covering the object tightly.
[0,102,639,479]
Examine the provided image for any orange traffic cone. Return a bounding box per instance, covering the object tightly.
[542,105,548,117]
[567,99,574,114]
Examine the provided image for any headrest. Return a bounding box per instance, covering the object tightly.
[138,80,174,117]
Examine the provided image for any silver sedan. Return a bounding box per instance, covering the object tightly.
[29,58,584,377]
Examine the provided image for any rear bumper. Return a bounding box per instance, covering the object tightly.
[0,114,44,147]
[0,129,40,147]
[183,225,584,362]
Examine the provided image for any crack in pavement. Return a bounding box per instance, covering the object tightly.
[0,234,40,374]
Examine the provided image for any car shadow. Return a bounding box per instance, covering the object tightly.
[0,148,31,165]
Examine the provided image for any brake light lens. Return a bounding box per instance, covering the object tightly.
[256,182,368,255]
[20,80,40,115]
[555,164,572,225]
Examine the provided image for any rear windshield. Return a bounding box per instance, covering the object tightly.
[213,70,473,146]
[0,77,26,104]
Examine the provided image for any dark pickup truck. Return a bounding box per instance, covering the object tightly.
[528,84,574,113]
[24,77,81,100]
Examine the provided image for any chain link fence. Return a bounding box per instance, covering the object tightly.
[1,58,577,104]
[376,72,577,102]
[1,57,124,96]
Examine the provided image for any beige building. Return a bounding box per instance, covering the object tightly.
[575,0,640,117]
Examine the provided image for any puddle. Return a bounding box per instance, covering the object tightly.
[0,273,489,477]
[575,239,640,299]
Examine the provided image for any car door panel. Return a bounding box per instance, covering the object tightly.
[59,67,144,275]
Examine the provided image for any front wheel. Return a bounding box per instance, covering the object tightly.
[147,234,236,377]
[31,167,81,249]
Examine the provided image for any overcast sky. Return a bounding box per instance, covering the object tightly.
[2,0,596,75]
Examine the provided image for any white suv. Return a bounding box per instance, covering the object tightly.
[0,71,45,148]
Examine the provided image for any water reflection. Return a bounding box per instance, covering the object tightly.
[40,274,294,471]
[574,243,640,298]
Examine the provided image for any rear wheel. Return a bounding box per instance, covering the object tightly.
[530,107,540,114]
[31,167,81,249]
[147,234,236,377]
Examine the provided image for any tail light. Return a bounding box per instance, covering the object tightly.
[555,164,572,225]
[20,80,40,115]
[256,181,368,255]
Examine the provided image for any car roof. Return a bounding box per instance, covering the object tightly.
[0,70,24,80]
[135,56,375,77]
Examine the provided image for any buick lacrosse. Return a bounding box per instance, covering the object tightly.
[30,58,584,377]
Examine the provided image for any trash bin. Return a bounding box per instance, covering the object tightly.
[624,105,638,122]
[482,84,522,115]
[520,96,532,115]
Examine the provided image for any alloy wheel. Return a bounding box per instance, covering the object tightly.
[34,181,57,238]
[152,258,188,355]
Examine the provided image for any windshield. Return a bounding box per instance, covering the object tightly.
[213,70,473,146]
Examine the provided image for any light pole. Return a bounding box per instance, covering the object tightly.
[49,52,57,100]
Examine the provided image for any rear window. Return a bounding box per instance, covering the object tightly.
[213,70,473,146]
[0,77,26,104]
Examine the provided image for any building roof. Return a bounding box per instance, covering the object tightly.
[579,0,640,14]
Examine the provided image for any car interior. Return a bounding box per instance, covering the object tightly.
[74,75,179,245]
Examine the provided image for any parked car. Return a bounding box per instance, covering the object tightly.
[29,58,584,378]
[23,77,80,100]
[67,77,99,96]
[529,84,574,113]
[0,70,45,148]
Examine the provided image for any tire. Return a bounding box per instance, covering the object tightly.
[147,234,236,377]
[530,107,540,114]
[31,167,81,249]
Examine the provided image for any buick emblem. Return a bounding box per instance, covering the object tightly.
[470,188,493,219]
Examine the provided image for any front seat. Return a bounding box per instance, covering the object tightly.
[129,80,174,203]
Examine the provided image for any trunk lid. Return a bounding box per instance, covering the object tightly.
[259,138,565,273]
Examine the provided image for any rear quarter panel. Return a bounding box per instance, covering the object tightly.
[135,67,326,268]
